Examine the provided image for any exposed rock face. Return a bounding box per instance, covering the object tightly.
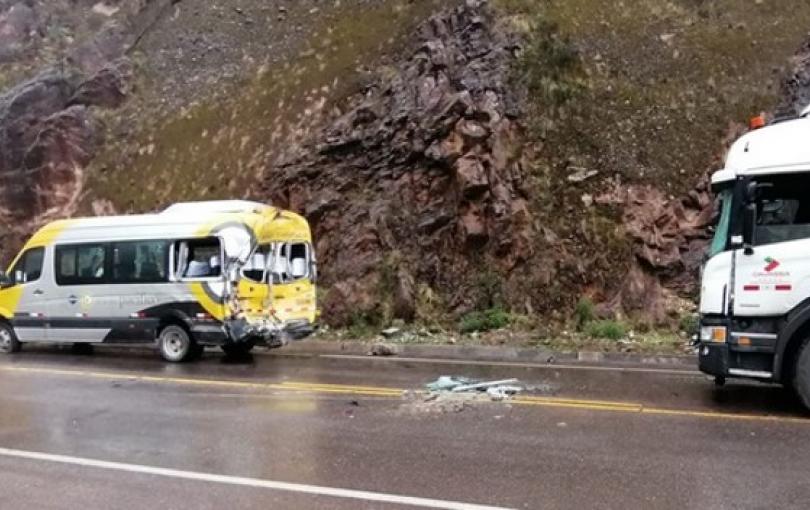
[0,2,40,63]
[0,70,117,255]
[263,1,533,325]
[599,182,712,280]
[776,38,810,117]
[0,0,176,259]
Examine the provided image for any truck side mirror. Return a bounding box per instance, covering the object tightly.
[742,203,756,255]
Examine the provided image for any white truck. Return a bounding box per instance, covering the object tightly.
[699,107,810,408]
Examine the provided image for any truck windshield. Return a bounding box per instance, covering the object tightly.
[709,189,732,258]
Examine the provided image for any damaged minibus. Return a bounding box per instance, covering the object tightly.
[0,200,317,361]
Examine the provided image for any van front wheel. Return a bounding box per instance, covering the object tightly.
[158,325,196,363]
[0,323,20,354]
[792,337,810,411]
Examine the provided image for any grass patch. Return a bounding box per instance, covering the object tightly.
[585,320,627,340]
[573,297,595,329]
[459,308,511,334]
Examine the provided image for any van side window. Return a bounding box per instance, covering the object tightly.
[10,247,45,284]
[174,238,222,279]
[111,241,169,284]
[56,244,106,285]
[56,244,106,286]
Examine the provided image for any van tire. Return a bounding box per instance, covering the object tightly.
[158,325,196,363]
[0,322,20,354]
[792,337,810,411]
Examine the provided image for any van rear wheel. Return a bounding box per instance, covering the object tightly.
[792,337,810,410]
[0,323,20,354]
[158,325,197,363]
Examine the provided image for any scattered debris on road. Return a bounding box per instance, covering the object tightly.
[426,376,522,399]
[398,376,554,415]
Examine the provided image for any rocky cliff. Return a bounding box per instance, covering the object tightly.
[3,0,810,331]
[262,3,534,325]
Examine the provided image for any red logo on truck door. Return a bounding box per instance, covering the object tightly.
[764,257,780,272]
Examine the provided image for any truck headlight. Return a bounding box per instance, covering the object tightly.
[700,326,727,343]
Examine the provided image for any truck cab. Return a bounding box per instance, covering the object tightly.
[699,107,810,408]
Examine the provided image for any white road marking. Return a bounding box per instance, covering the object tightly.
[0,447,514,510]
[318,354,703,376]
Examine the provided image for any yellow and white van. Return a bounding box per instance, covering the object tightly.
[0,200,317,361]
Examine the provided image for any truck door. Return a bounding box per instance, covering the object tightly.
[733,175,810,316]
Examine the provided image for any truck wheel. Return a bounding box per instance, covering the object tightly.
[158,325,196,363]
[0,322,20,354]
[792,338,810,410]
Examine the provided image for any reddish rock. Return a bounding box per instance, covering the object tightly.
[69,59,133,109]
[262,2,532,322]
[454,154,489,198]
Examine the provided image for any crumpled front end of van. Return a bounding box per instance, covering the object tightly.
[223,276,316,348]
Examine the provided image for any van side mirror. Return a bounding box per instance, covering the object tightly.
[0,271,10,289]
[742,203,756,255]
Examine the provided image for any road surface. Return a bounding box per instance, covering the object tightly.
[0,344,807,509]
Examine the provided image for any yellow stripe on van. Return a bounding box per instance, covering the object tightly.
[0,220,76,319]
[189,282,227,321]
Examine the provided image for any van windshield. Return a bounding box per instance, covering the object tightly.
[709,189,732,258]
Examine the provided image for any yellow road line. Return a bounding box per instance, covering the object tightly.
[1,364,808,424]
[516,395,642,410]
[0,366,402,397]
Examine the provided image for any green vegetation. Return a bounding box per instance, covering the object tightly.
[573,297,595,329]
[585,320,627,341]
[347,312,379,339]
[460,308,511,334]
[679,313,699,336]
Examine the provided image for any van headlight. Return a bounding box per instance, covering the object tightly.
[700,326,727,343]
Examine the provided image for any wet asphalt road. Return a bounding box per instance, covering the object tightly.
[0,345,809,509]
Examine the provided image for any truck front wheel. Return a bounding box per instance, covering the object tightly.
[792,338,810,411]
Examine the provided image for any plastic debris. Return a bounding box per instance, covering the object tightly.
[425,375,523,400]
[486,385,523,400]
[426,375,476,392]
[451,378,519,393]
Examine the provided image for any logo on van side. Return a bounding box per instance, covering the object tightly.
[764,257,780,273]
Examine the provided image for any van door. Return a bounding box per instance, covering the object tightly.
[48,243,110,343]
[6,247,48,341]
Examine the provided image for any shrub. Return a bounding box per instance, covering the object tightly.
[679,313,699,336]
[460,308,511,334]
[574,297,595,329]
[586,320,626,340]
